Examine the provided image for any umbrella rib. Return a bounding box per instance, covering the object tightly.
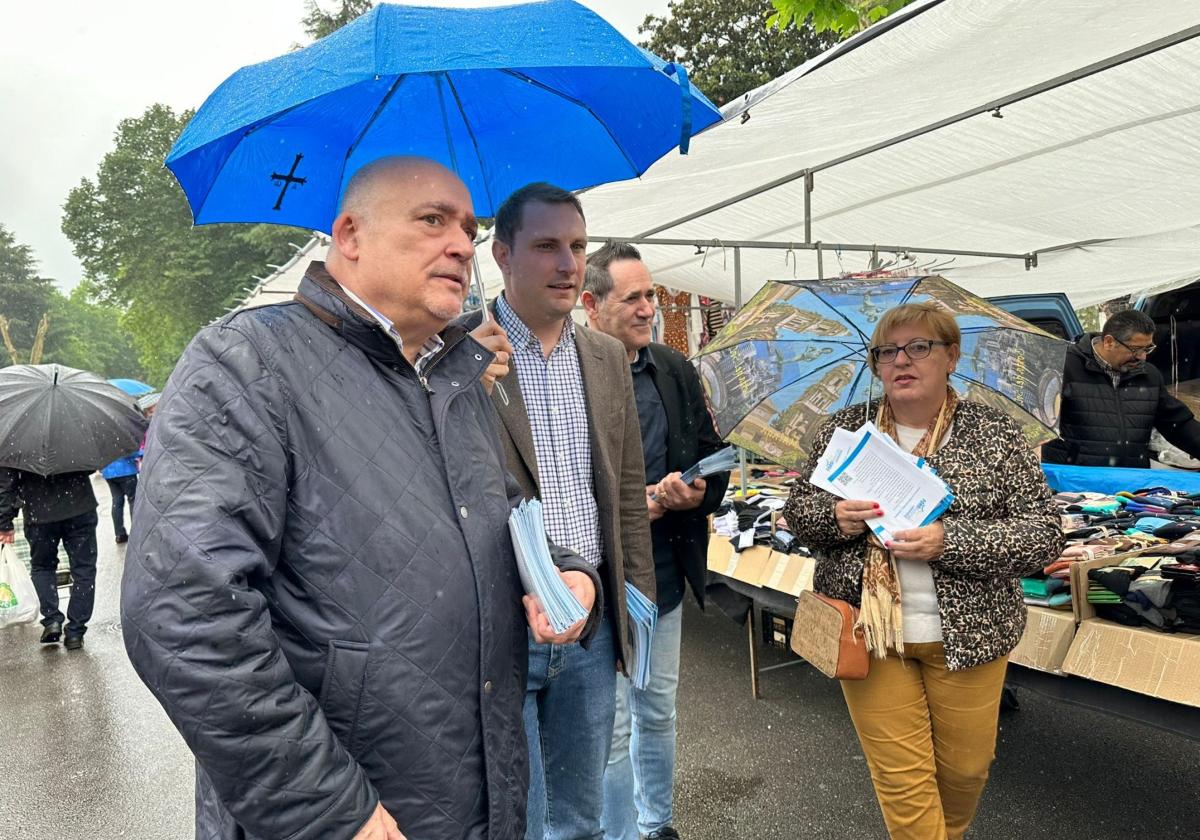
[443,73,497,216]
[842,362,877,415]
[802,287,873,345]
[336,74,411,197]
[499,69,641,176]
[719,348,865,432]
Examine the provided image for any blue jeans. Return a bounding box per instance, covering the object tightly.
[601,604,683,840]
[106,475,137,538]
[525,615,616,840]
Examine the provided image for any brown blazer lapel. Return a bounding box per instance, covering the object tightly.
[575,328,616,503]
[491,354,541,494]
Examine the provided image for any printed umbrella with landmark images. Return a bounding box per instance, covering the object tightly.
[0,364,148,477]
[164,0,722,229]
[694,276,1070,469]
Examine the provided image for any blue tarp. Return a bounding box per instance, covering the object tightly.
[1042,463,1200,495]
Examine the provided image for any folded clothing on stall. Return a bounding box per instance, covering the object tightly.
[712,498,809,556]
[1087,556,1200,633]
[1022,575,1072,609]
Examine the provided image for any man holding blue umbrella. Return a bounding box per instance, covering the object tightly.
[123,157,601,840]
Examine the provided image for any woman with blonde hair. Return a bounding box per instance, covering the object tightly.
[784,301,1063,839]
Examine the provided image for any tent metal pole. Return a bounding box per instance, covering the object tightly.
[817,243,824,279]
[631,22,1200,240]
[588,235,1029,262]
[734,246,748,497]
[804,171,813,244]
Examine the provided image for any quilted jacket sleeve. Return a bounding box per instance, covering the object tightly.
[121,323,378,840]
[783,415,866,551]
[1155,381,1200,460]
[935,418,1063,581]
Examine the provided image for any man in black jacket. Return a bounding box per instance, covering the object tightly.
[122,157,600,840]
[0,469,99,649]
[583,244,729,840]
[1043,309,1200,468]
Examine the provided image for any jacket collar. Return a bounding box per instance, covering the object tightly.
[294,261,471,374]
[1075,331,1144,382]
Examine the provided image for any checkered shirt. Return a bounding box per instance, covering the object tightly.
[496,295,603,567]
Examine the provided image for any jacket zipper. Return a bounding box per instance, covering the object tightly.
[1113,376,1127,456]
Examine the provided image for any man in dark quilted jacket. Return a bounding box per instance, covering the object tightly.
[122,157,601,840]
[1043,309,1200,468]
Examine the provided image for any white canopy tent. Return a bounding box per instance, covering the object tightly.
[468,0,1200,309]
[238,0,1200,313]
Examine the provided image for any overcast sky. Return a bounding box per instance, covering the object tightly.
[1,0,669,292]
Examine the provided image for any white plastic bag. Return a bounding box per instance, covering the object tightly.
[0,542,40,628]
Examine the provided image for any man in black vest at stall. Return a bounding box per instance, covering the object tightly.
[1043,309,1200,468]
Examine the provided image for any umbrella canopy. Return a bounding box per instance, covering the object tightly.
[165,0,722,227]
[108,378,155,396]
[0,365,148,477]
[694,275,1068,469]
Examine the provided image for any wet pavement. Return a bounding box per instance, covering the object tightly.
[2,476,1198,838]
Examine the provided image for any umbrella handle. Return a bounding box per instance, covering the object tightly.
[472,253,510,407]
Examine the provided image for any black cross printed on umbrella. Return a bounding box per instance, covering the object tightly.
[270,153,307,210]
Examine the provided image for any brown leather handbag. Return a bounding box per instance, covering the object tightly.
[790,591,869,680]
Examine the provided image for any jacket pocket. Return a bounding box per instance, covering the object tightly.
[317,639,370,753]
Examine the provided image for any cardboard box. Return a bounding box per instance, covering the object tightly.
[1010,606,1076,674]
[757,551,815,597]
[707,533,816,596]
[706,534,776,586]
[1063,620,1200,707]
[1068,549,1152,623]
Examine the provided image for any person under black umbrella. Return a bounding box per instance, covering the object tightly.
[0,363,147,650]
[0,468,99,649]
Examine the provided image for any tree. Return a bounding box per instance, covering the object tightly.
[61,104,305,384]
[640,0,836,106]
[301,0,374,40]
[41,283,145,381]
[0,224,55,359]
[768,0,917,39]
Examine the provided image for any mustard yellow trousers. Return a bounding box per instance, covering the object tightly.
[841,642,1008,840]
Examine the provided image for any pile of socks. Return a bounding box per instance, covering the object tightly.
[1087,554,1200,633]
[712,497,809,556]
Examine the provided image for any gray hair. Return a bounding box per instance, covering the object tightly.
[584,242,643,301]
[1102,309,1155,343]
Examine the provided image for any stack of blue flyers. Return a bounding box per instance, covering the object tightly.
[679,444,739,485]
[652,445,739,501]
[624,581,657,690]
[508,499,588,634]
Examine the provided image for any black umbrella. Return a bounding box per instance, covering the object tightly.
[0,364,148,477]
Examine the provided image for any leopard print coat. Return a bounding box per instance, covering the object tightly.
[784,400,1064,671]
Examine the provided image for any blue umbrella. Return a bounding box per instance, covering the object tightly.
[166,0,722,227]
[108,378,155,397]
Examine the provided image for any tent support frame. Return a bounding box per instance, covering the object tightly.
[630,23,1200,243]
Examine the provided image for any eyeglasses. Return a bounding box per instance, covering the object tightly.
[869,339,951,365]
[1114,336,1156,357]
